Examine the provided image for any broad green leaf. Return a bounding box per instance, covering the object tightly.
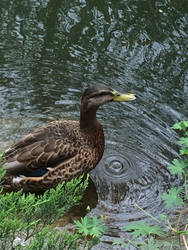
[167,159,187,175]
[179,137,188,147]
[162,187,183,208]
[91,216,100,227]
[180,148,188,155]
[74,216,107,238]
[123,221,166,238]
[172,121,188,131]
[74,217,90,236]
[113,239,129,248]
[89,224,107,237]
[88,216,107,237]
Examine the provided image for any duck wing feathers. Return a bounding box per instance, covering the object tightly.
[1,120,103,192]
[2,121,81,176]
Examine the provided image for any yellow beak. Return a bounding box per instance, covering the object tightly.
[112,90,136,102]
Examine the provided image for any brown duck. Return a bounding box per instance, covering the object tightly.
[0,84,135,192]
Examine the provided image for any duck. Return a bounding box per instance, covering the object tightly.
[0,84,136,192]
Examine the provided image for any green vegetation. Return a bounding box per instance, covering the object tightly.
[25,216,107,250]
[74,215,107,238]
[0,151,107,250]
[1,121,187,249]
[0,161,90,249]
[123,221,166,238]
[113,121,188,249]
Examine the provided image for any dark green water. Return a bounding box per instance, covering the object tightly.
[0,0,187,248]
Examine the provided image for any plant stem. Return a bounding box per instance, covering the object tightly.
[184,174,188,197]
[181,225,188,250]
[135,203,174,232]
[135,203,161,223]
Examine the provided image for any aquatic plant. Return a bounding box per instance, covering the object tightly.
[114,121,188,249]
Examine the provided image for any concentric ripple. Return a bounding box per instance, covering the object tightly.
[103,154,136,180]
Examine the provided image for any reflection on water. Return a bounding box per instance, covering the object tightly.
[0,0,187,248]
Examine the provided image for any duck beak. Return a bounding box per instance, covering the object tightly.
[112,90,136,102]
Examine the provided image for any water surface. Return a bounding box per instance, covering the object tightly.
[0,0,187,248]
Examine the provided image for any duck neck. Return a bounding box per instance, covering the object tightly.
[80,105,98,130]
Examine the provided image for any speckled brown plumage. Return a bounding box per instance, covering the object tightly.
[0,84,135,192]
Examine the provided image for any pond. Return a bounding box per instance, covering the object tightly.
[0,0,187,248]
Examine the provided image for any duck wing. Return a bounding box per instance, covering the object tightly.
[2,121,78,176]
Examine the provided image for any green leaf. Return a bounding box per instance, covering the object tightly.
[74,217,90,236]
[140,236,178,250]
[0,174,89,249]
[179,137,188,147]
[113,239,129,248]
[168,159,187,175]
[0,166,6,183]
[89,224,107,238]
[123,221,166,238]
[0,151,6,162]
[89,216,107,237]
[162,187,183,208]
[175,230,188,235]
[159,214,168,221]
[74,216,107,238]
[172,121,188,131]
[180,148,188,155]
